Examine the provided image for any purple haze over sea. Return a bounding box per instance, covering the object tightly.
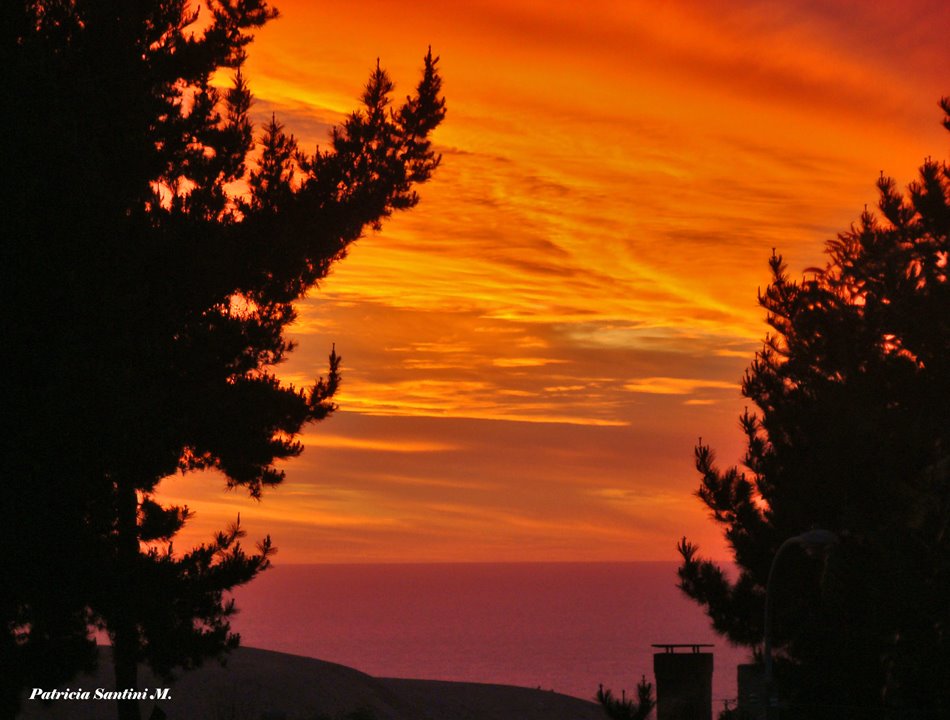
[229,562,747,705]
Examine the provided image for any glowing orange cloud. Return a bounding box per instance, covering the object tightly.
[156,0,950,562]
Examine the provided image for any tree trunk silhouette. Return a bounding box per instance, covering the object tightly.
[113,480,141,720]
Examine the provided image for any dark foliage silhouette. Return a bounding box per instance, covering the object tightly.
[1,2,444,719]
[678,99,950,719]
[597,677,655,720]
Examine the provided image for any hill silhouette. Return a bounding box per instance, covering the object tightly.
[17,647,605,720]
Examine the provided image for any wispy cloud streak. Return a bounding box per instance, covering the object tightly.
[156,0,949,562]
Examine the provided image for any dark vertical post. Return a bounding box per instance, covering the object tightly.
[737,664,766,720]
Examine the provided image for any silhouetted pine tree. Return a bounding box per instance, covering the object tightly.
[1,2,444,719]
[678,99,950,719]
[597,677,655,720]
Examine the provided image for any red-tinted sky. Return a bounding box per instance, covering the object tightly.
[158,0,950,562]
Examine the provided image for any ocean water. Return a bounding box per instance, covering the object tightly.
[229,562,747,707]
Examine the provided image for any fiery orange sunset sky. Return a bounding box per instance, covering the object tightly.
[159,0,950,562]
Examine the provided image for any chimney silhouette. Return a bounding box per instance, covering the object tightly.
[652,644,713,720]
